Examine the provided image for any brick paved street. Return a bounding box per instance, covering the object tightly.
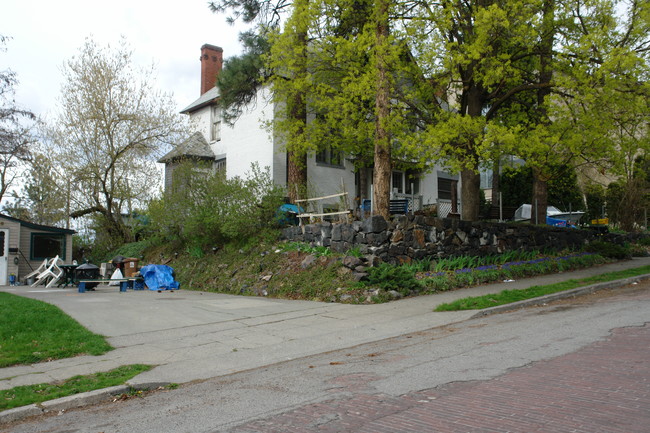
[231,323,650,433]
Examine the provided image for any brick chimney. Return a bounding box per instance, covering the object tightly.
[200,44,223,95]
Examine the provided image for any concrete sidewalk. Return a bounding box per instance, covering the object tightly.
[1,257,649,411]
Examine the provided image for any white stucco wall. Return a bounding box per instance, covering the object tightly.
[188,88,278,183]
[306,157,357,209]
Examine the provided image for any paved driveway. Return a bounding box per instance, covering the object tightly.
[2,257,649,389]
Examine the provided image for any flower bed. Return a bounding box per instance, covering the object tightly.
[415,252,606,293]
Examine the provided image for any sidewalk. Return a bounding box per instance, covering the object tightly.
[1,257,650,419]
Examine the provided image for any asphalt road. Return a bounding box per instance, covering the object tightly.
[4,281,649,433]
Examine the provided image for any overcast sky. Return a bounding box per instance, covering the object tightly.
[1,0,249,119]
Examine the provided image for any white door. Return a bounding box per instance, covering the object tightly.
[0,229,8,285]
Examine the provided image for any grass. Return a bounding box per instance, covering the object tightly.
[0,364,152,411]
[0,292,112,368]
[434,265,650,311]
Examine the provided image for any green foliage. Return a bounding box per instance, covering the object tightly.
[346,246,363,258]
[430,250,540,273]
[629,243,649,257]
[584,241,631,260]
[364,263,423,295]
[500,165,583,211]
[0,293,112,367]
[420,253,606,294]
[218,31,271,124]
[103,239,153,263]
[72,234,93,262]
[606,177,650,232]
[0,364,151,410]
[148,162,285,252]
[583,182,607,223]
[435,265,650,312]
[281,241,332,257]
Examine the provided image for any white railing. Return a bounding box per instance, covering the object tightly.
[295,192,350,224]
[436,199,462,218]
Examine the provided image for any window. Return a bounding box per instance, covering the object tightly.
[31,233,65,261]
[438,177,457,200]
[392,171,420,195]
[405,175,420,195]
[214,157,226,173]
[315,146,343,167]
[480,169,493,189]
[211,105,222,142]
[392,171,403,193]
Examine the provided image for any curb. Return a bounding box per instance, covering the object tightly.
[0,382,167,425]
[470,273,650,319]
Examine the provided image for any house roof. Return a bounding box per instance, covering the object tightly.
[0,214,76,234]
[157,132,216,163]
[180,86,220,114]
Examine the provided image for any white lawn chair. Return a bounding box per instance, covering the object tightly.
[24,259,49,281]
[30,256,63,288]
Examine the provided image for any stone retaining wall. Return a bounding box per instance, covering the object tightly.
[282,215,639,264]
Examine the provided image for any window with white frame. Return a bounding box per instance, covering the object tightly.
[211,105,222,142]
[392,170,420,195]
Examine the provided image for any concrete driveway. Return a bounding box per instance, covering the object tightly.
[2,257,649,390]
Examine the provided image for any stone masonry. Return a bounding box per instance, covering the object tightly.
[282,215,638,265]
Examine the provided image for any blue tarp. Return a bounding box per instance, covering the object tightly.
[277,203,303,226]
[546,216,576,228]
[140,264,180,291]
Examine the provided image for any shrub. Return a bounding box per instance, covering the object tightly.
[148,162,285,251]
[365,263,423,295]
[584,240,631,259]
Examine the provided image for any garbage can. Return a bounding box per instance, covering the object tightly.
[122,258,140,277]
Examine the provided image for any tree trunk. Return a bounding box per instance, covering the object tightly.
[286,10,308,203]
[287,150,307,202]
[372,0,391,219]
[460,85,484,221]
[532,167,548,225]
[461,169,481,221]
[530,0,554,226]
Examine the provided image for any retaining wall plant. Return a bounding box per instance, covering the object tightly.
[281,215,641,265]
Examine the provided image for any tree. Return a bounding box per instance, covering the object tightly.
[209,0,310,202]
[20,153,67,227]
[266,0,424,216]
[500,164,583,212]
[47,38,186,248]
[0,35,35,205]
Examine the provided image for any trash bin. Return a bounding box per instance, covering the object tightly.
[122,258,140,277]
[74,263,100,289]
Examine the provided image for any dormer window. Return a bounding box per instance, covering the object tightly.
[211,105,222,142]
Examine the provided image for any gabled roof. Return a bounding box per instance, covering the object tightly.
[180,87,220,114]
[157,132,216,163]
[0,214,76,234]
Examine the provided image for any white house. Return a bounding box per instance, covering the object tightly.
[160,44,460,216]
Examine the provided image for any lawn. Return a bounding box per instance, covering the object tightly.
[0,364,152,410]
[0,292,112,367]
[0,293,153,411]
[435,265,650,311]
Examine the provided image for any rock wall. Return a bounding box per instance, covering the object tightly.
[281,215,637,264]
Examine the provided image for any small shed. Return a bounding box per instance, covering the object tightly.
[0,214,75,285]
